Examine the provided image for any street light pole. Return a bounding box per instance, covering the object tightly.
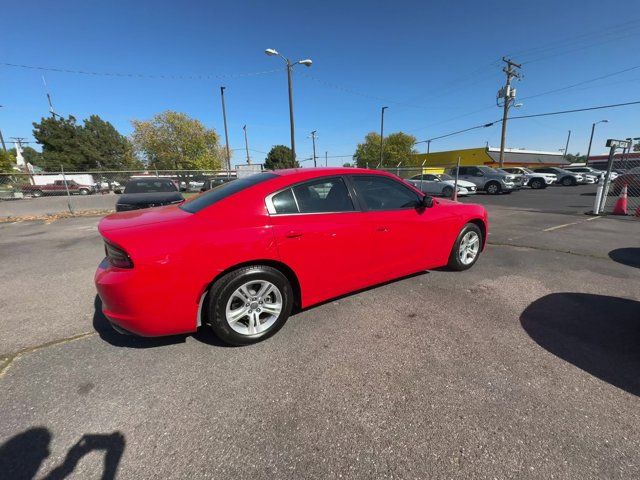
[219,87,231,174]
[242,125,251,164]
[562,129,572,162]
[585,120,608,166]
[265,49,312,163]
[310,130,317,167]
[380,106,388,167]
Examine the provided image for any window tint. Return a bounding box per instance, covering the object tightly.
[124,180,178,193]
[292,177,354,213]
[181,172,277,213]
[272,188,298,214]
[352,175,420,211]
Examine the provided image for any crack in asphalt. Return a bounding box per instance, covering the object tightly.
[488,241,608,260]
[0,331,96,378]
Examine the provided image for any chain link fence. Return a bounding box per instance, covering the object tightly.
[0,169,238,217]
[599,166,640,218]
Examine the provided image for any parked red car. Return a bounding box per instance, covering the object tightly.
[95,168,488,345]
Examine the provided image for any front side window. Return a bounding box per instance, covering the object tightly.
[352,175,420,211]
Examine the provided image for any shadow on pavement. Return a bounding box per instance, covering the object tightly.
[93,295,230,348]
[521,293,640,396]
[609,248,640,268]
[0,427,125,480]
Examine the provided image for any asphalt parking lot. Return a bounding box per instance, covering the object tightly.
[1,186,639,479]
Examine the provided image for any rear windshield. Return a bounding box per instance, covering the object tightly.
[124,179,177,193]
[180,172,277,213]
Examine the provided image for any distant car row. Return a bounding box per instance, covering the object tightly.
[407,165,617,197]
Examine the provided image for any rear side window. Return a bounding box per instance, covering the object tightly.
[352,175,420,211]
[124,180,177,193]
[181,172,277,213]
[269,177,355,214]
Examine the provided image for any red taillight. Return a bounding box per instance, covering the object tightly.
[104,241,134,269]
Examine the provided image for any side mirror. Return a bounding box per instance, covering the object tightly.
[419,195,434,209]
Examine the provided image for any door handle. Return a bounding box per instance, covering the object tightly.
[376,226,389,232]
[285,231,303,238]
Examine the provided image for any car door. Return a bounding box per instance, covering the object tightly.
[350,174,444,282]
[267,176,373,306]
[456,166,482,188]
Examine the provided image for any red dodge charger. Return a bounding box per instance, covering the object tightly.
[95,168,488,345]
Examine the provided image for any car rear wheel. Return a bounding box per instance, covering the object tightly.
[447,223,483,271]
[442,186,454,198]
[79,188,90,195]
[207,265,293,345]
[485,182,501,195]
[32,189,43,197]
[529,178,544,189]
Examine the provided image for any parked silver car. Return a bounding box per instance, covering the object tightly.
[448,166,519,194]
[407,173,477,197]
[501,167,556,189]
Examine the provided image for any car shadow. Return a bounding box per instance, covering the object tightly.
[93,295,231,348]
[608,248,640,268]
[0,427,125,480]
[520,292,640,396]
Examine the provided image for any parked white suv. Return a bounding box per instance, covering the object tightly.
[501,167,556,189]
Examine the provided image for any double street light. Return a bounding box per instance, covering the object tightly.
[265,48,312,162]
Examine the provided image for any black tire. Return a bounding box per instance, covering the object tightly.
[79,188,90,195]
[561,176,575,186]
[529,178,544,189]
[447,223,483,271]
[442,186,454,198]
[207,265,293,345]
[32,189,43,198]
[485,181,501,195]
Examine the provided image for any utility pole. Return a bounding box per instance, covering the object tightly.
[562,130,572,162]
[497,57,522,167]
[242,125,251,164]
[219,87,232,174]
[0,105,6,152]
[42,76,59,118]
[427,139,431,154]
[310,130,317,167]
[325,151,328,167]
[380,106,388,167]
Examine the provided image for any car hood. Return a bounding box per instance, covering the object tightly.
[117,192,183,205]
[99,204,192,235]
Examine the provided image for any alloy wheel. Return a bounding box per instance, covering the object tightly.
[225,280,283,335]
[458,231,480,265]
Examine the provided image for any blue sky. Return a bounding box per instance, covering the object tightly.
[2,0,640,166]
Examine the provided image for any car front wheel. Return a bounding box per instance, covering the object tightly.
[561,176,575,186]
[207,265,293,345]
[448,223,483,271]
[442,186,454,198]
[529,178,544,189]
[485,182,501,195]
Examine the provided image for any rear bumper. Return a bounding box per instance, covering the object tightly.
[95,258,198,337]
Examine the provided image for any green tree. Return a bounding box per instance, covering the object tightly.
[354,132,418,168]
[633,141,640,152]
[264,145,299,170]
[81,115,140,169]
[131,111,223,170]
[32,115,86,170]
[32,114,136,171]
[342,162,353,167]
[0,150,14,173]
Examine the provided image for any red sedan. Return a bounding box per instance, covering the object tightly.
[95,168,488,345]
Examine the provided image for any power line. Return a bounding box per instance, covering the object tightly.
[519,64,640,101]
[0,62,281,80]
